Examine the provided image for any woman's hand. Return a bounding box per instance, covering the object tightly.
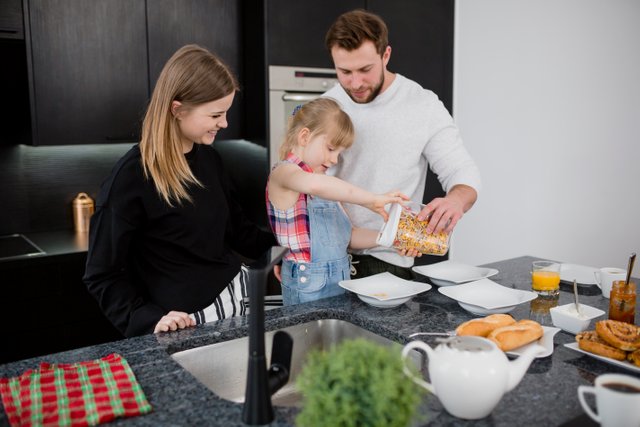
[154,311,196,333]
[367,191,409,221]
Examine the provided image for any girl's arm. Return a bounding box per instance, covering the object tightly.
[349,227,380,250]
[349,227,422,258]
[270,164,407,220]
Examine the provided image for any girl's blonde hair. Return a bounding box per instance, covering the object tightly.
[279,98,354,160]
[140,44,239,206]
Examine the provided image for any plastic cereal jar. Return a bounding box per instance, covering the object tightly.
[376,202,451,256]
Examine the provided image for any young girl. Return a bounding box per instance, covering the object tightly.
[266,97,409,305]
[84,45,276,336]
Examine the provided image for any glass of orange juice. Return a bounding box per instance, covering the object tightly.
[532,261,561,296]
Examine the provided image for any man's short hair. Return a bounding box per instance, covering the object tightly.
[325,9,388,56]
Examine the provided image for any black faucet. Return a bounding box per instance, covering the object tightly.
[242,246,293,425]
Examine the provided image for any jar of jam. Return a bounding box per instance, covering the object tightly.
[608,280,636,324]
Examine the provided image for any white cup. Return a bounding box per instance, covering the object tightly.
[594,267,626,298]
[578,373,640,427]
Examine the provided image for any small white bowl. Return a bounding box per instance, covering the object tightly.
[550,303,605,334]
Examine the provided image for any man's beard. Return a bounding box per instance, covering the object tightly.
[345,69,385,104]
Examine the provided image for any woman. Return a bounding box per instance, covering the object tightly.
[84,45,276,337]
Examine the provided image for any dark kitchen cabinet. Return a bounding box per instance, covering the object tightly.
[0,0,23,39]
[1,253,123,364]
[26,0,148,145]
[265,0,363,69]
[146,0,243,138]
[23,0,243,146]
[369,0,454,112]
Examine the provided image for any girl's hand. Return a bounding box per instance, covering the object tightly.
[154,311,196,333]
[397,247,422,258]
[368,191,409,221]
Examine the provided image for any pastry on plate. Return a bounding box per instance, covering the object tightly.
[576,330,627,361]
[595,319,640,352]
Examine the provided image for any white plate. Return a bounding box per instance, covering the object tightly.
[438,278,538,313]
[339,272,432,308]
[564,342,640,373]
[560,263,598,286]
[412,260,498,287]
[506,326,560,359]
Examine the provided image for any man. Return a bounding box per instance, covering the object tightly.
[323,9,481,279]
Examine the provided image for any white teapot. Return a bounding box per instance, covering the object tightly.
[402,336,543,420]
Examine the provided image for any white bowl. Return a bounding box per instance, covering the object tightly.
[438,278,538,316]
[549,303,605,334]
[457,301,519,316]
[339,272,432,308]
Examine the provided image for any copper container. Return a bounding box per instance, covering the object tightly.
[73,192,94,233]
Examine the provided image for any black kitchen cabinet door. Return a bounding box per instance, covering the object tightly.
[265,0,363,68]
[0,0,24,39]
[368,0,453,265]
[26,0,148,145]
[368,0,454,113]
[147,0,242,138]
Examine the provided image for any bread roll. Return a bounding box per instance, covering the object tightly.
[576,330,627,361]
[487,319,544,351]
[455,314,516,337]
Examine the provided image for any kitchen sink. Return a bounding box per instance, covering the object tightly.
[0,234,45,261]
[171,318,419,407]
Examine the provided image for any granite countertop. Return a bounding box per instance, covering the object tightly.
[1,256,638,426]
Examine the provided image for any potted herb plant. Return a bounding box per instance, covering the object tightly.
[296,338,426,427]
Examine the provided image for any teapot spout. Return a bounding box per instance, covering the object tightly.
[506,344,543,392]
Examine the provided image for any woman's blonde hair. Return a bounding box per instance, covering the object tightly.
[140,44,238,206]
[279,97,354,160]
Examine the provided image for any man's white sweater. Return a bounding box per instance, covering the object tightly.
[324,74,481,267]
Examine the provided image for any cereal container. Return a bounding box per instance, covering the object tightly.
[376,202,450,256]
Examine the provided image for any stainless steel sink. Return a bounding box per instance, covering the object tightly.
[171,318,418,407]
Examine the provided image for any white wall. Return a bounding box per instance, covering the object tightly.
[451,0,640,269]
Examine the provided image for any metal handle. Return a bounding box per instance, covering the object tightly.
[282,93,320,102]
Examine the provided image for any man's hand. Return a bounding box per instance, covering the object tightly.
[418,184,477,234]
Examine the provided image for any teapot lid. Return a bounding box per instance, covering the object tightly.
[439,336,496,352]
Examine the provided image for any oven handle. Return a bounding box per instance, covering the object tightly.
[282,93,320,102]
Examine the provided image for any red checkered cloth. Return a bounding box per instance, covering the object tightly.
[0,353,152,426]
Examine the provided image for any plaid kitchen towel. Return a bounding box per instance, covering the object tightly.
[0,353,152,426]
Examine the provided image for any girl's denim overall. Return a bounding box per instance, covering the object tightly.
[280,196,351,305]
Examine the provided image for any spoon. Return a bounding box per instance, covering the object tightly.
[409,331,455,338]
[624,252,636,288]
[573,279,582,315]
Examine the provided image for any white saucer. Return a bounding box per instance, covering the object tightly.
[412,260,498,287]
[560,263,598,286]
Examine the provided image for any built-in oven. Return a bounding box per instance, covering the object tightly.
[268,65,339,167]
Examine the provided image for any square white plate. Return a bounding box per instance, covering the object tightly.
[560,263,598,286]
[412,260,498,286]
[506,326,560,359]
[439,278,538,310]
[564,342,640,373]
[339,272,432,308]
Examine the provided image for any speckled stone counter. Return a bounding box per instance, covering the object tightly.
[1,256,638,426]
